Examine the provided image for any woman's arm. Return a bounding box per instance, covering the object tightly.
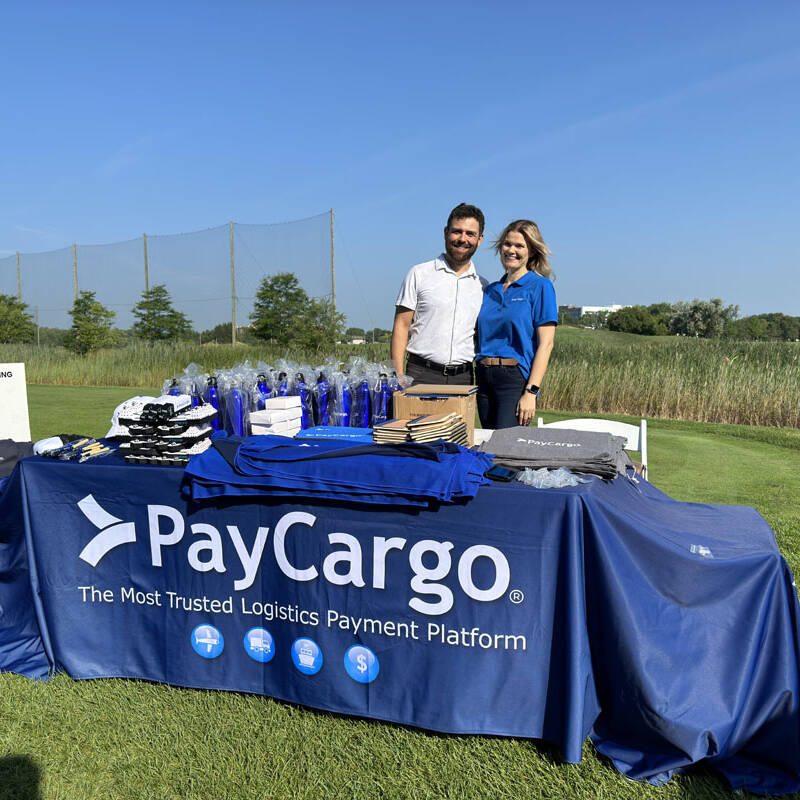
[515,322,556,425]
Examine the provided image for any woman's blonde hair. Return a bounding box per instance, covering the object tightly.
[492,219,552,279]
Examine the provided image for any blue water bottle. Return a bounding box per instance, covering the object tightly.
[277,372,289,397]
[295,373,313,430]
[226,385,247,436]
[341,379,352,427]
[314,373,330,426]
[356,378,372,428]
[255,373,271,410]
[373,373,391,426]
[205,376,221,432]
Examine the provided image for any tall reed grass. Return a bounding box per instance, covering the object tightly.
[545,336,799,428]
[3,335,798,428]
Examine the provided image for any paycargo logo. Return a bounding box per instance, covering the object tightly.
[77,495,511,616]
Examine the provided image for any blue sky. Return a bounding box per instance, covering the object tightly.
[1,1,799,330]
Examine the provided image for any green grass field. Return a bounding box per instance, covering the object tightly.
[2,387,800,799]
[4,327,800,427]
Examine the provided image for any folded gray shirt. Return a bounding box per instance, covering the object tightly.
[479,427,632,479]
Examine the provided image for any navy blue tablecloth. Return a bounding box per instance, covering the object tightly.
[1,455,798,794]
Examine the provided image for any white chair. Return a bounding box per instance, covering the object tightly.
[537,417,648,479]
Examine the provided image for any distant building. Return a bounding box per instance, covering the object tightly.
[559,304,625,322]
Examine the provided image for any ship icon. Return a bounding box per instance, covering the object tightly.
[298,643,316,667]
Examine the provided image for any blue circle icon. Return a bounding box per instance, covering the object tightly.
[191,624,224,659]
[291,637,322,675]
[244,627,275,663]
[344,645,379,683]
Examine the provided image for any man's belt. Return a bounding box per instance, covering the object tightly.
[477,357,519,367]
[406,353,473,376]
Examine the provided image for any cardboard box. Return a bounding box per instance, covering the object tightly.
[392,384,478,445]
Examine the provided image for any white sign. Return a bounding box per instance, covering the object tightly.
[0,363,31,441]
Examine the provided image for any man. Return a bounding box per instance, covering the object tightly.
[391,203,487,385]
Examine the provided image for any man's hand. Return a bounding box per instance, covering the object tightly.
[516,391,536,426]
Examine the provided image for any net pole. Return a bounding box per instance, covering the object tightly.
[230,221,236,346]
[73,243,78,301]
[143,233,149,293]
[330,208,336,311]
[36,306,39,347]
[16,252,20,300]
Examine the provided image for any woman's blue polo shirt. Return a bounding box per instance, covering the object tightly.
[475,270,558,377]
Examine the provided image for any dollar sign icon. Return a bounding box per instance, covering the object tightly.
[357,654,368,673]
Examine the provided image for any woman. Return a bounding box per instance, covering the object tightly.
[475,219,557,429]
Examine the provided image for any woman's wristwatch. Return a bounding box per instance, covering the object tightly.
[525,384,540,397]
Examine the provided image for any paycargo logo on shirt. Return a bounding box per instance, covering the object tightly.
[76,494,511,616]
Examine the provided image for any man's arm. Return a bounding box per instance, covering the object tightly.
[390,306,415,375]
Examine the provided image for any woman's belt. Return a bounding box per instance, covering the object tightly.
[406,353,473,376]
[478,357,519,367]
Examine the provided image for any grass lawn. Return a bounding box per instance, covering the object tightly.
[2,386,799,799]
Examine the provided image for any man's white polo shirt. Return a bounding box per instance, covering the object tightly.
[395,254,488,365]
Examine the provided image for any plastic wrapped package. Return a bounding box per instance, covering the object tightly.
[292,371,314,430]
[518,467,589,489]
[204,375,222,432]
[312,372,332,426]
[218,368,252,437]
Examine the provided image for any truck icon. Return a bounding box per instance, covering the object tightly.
[249,635,271,653]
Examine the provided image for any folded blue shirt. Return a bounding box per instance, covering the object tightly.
[183,435,494,508]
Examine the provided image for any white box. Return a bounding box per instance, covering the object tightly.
[263,396,301,410]
[249,408,302,425]
[251,419,302,436]
[0,362,31,441]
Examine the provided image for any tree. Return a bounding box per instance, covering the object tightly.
[607,305,660,335]
[291,296,347,353]
[64,290,118,354]
[669,298,738,338]
[199,322,257,345]
[580,310,609,330]
[250,273,309,346]
[38,327,67,346]
[250,272,346,351]
[131,284,192,341]
[0,294,35,343]
[365,327,392,343]
[345,326,365,339]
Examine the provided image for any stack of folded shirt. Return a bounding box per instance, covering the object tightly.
[183,434,494,507]
[479,426,631,479]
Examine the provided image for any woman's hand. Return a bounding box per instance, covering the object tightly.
[516,391,537,426]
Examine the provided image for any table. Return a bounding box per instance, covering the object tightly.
[1,454,799,794]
